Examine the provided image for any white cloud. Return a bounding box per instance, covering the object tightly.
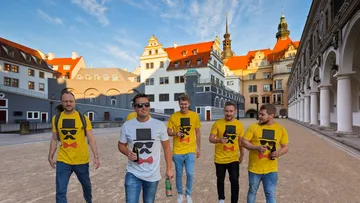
[71,0,109,26]
[75,40,95,49]
[75,17,91,27]
[121,0,160,11]
[113,29,142,48]
[37,9,63,25]
[102,44,138,63]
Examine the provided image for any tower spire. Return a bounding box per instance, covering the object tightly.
[226,12,229,34]
[276,11,290,40]
[222,12,233,60]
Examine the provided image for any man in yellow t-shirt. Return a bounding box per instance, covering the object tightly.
[167,94,201,203]
[242,104,289,203]
[47,91,100,203]
[209,101,245,203]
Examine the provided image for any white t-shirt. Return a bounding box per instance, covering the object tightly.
[119,117,169,182]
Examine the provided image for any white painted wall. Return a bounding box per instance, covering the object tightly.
[0,59,52,98]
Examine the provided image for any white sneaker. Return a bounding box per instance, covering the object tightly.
[219,200,225,203]
[186,195,193,203]
[177,194,183,203]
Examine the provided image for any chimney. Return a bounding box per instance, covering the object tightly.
[174,42,178,48]
[72,52,78,60]
[48,53,55,60]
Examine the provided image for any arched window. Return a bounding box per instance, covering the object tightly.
[111,96,116,106]
[103,74,109,81]
[112,74,118,81]
[90,94,95,103]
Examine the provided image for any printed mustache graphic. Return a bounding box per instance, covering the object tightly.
[140,148,152,154]
[64,135,76,140]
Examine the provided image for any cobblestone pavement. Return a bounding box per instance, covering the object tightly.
[1,119,360,203]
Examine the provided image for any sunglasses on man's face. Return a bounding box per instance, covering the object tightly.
[135,102,150,108]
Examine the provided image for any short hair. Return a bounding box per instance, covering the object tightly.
[61,90,75,100]
[132,93,149,105]
[260,104,277,116]
[178,93,190,102]
[224,101,236,109]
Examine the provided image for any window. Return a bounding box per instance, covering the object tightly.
[147,94,155,102]
[159,94,169,101]
[4,63,19,73]
[136,76,140,82]
[204,86,210,92]
[149,50,152,55]
[287,67,291,73]
[112,74,118,81]
[174,93,184,101]
[27,111,40,119]
[182,51,187,56]
[4,77,19,87]
[196,107,200,113]
[85,75,91,80]
[227,81,234,86]
[250,96,258,104]
[263,84,272,92]
[248,74,255,80]
[39,72,45,78]
[175,61,180,67]
[197,59,202,65]
[248,85,257,93]
[103,74,109,81]
[193,49,198,55]
[160,61,164,68]
[277,94,282,103]
[155,50,158,54]
[53,65,58,70]
[28,81,35,90]
[0,99,8,108]
[111,96,116,106]
[264,72,271,79]
[94,75,101,80]
[39,83,45,91]
[275,80,282,89]
[159,77,169,85]
[77,75,83,80]
[145,78,154,86]
[185,61,191,67]
[63,65,70,70]
[146,63,150,69]
[211,75,215,84]
[28,69,35,76]
[150,62,154,69]
[175,76,185,83]
[87,112,94,121]
[262,96,270,103]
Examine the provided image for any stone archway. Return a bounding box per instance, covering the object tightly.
[246,109,257,118]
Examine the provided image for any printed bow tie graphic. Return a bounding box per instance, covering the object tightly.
[180,137,190,143]
[258,153,270,159]
[63,142,77,149]
[223,146,234,151]
[138,156,153,164]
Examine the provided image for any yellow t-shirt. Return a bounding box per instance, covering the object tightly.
[167,111,200,155]
[52,112,92,165]
[210,118,244,164]
[243,122,289,174]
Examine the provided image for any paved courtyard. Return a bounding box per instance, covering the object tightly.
[1,119,360,203]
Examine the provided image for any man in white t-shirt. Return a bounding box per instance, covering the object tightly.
[118,93,174,203]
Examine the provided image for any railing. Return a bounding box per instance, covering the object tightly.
[0,85,48,99]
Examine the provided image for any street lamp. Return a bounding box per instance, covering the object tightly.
[236,102,240,120]
[255,100,259,120]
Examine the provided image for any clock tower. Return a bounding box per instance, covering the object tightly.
[221,12,234,60]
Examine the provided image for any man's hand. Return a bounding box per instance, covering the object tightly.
[93,157,100,169]
[176,132,184,137]
[271,150,279,159]
[48,157,56,169]
[127,151,138,161]
[220,137,228,144]
[239,154,244,163]
[258,145,267,154]
[166,169,174,180]
[196,149,201,158]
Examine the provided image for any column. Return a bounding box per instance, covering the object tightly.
[304,95,310,123]
[300,98,304,122]
[336,73,355,135]
[319,85,331,129]
[310,91,319,126]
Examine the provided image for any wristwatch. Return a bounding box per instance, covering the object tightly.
[94,155,99,159]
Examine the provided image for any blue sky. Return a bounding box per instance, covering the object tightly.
[1,0,312,72]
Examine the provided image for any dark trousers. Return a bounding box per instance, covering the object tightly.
[56,161,92,203]
[215,161,240,203]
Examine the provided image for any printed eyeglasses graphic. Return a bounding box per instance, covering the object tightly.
[134,142,154,148]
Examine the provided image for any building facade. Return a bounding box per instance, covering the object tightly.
[223,13,299,118]
[139,35,244,119]
[287,0,360,137]
[0,37,54,123]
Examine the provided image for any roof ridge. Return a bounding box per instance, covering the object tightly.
[164,41,214,49]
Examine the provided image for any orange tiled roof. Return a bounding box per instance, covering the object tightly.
[164,41,214,70]
[46,57,82,78]
[0,37,42,59]
[226,37,299,70]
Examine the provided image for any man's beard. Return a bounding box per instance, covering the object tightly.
[225,115,233,121]
[64,107,74,113]
[259,119,269,125]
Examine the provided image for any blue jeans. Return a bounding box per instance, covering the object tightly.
[172,153,195,196]
[247,171,278,203]
[56,161,92,203]
[124,172,159,203]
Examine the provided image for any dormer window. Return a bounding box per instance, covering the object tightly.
[182,51,187,56]
[63,65,70,70]
[185,60,191,67]
[175,61,180,68]
[192,49,198,55]
[53,65,58,70]
[197,59,202,65]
